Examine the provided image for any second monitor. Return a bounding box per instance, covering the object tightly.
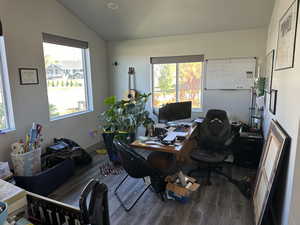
[158,101,192,122]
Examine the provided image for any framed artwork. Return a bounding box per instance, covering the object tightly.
[19,68,39,85]
[275,0,299,70]
[269,89,278,115]
[253,120,290,225]
[265,50,275,93]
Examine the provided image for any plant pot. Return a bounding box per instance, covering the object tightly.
[102,131,136,164]
[102,132,120,163]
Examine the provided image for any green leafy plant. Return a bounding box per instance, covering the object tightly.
[100,93,154,134]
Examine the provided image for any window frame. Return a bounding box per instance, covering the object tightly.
[0,37,15,132]
[42,35,94,121]
[151,58,204,112]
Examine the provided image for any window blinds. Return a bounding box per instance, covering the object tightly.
[150,55,204,64]
[42,33,88,49]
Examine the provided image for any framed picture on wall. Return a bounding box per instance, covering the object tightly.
[19,68,39,85]
[269,89,278,115]
[265,50,275,93]
[275,0,299,70]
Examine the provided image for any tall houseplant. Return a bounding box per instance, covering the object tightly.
[100,93,154,163]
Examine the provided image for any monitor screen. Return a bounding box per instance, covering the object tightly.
[158,101,192,122]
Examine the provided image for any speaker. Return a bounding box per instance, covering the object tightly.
[232,132,264,168]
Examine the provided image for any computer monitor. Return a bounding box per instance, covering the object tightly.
[158,101,192,122]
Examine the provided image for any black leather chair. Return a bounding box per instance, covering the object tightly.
[189,109,234,185]
[113,140,177,211]
[79,179,110,225]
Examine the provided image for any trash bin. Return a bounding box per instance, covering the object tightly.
[11,148,42,176]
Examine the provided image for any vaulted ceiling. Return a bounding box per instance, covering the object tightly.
[58,0,275,41]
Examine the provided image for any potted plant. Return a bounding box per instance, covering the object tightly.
[100,93,154,163]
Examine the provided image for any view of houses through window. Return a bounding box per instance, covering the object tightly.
[0,71,7,130]
[43,42,90,119]
[153,62,202,109]
[0,37,14,131]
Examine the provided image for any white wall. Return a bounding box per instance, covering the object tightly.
[108,28,267,122]
[264,0,300,224]
[0,0,108,161]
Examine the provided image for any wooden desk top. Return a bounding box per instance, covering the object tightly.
[130,140,181,154]
[130,125,198,155]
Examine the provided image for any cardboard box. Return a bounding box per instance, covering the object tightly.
[165,174,200,197]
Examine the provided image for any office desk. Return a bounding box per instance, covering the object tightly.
[130,124,198,161]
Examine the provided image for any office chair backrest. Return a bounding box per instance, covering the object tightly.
[113,140,158,178]
[79,179,110,225]
[200,109,231,150]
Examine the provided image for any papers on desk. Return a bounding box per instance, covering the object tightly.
[163,132,177,142]
[194,118,204,123]
[163,131,188,142]
[142,140,181,151]
[173,131,188,137]
[164,131,188,140]
[155,123,167,129]
[144,141,165,146]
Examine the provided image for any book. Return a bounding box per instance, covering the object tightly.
[0,179,26,205]
[7,197,27,215]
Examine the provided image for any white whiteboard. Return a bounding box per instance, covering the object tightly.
[205,58,256,90]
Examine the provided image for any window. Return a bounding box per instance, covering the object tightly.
[0,37,14,131]
[151,55,204,109]
[0,63,8,130]
[42,33,93,120]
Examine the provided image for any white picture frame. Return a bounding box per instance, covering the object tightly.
[275,0,299,70]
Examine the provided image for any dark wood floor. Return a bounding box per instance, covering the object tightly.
[49,147,255,225]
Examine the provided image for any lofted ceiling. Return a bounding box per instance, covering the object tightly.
[57,0,275,41]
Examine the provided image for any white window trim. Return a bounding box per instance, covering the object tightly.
[50,109,93,122]
[42,41,94,121]
[82,49,94,112]
[0,37,15,132]
[151,62,204,112]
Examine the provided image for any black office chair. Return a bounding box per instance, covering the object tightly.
[79,179,110,225]
[189,109,235,185]
[113,140,177,211]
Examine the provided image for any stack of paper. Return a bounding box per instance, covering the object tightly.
[0,179,27,214]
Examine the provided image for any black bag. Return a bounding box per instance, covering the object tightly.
[79,180,110,225]
[47,138,92,166]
